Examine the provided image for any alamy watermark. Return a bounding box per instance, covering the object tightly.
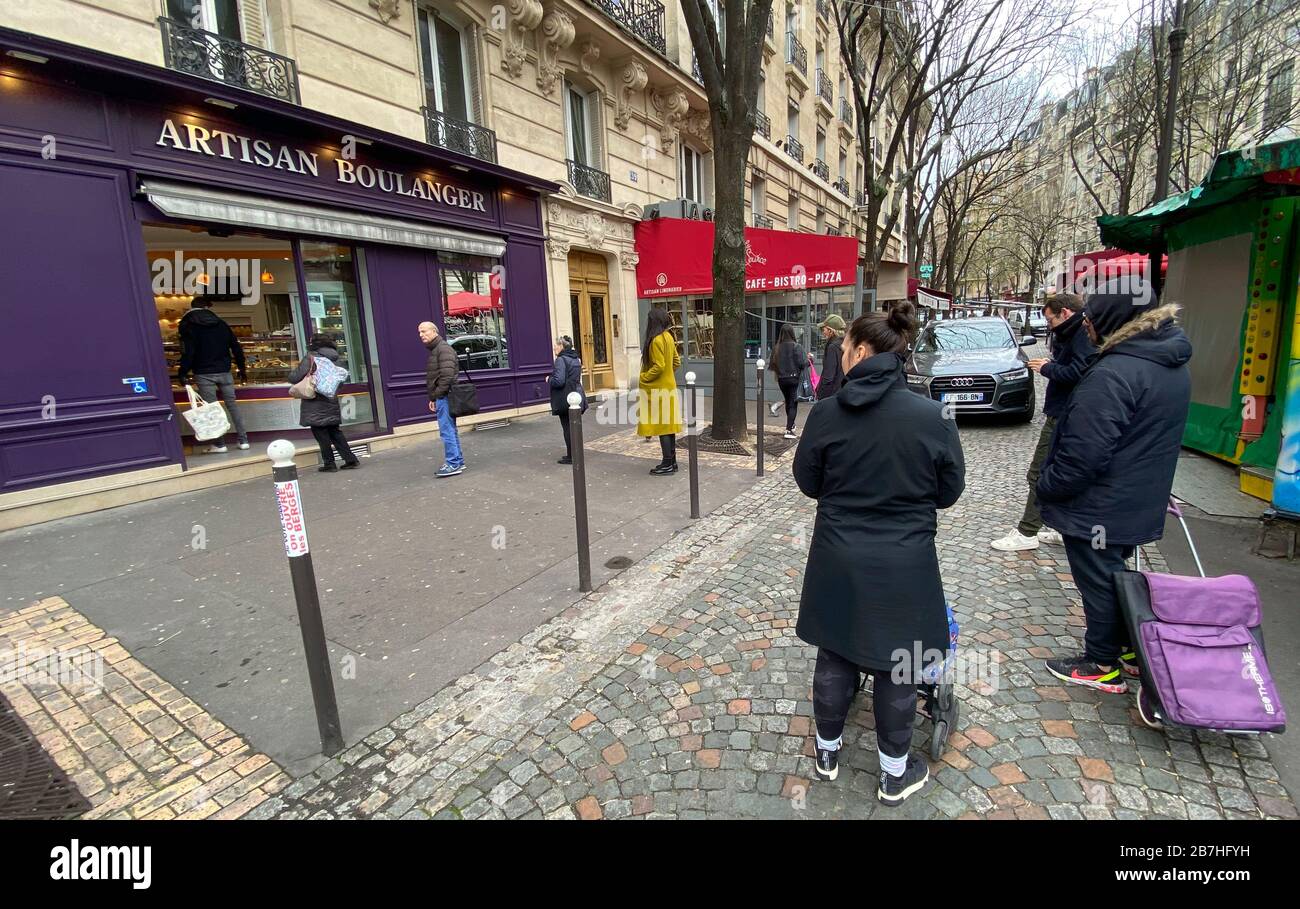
[1,643,104,693]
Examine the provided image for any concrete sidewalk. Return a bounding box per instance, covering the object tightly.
[0,403,786,778]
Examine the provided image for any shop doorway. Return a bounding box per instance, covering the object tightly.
[567,251,614,392]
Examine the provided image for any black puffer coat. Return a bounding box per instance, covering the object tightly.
[549,347,587,415]
[1039,311,1097,418]
[289,343,343,428]
[793,352,966,670]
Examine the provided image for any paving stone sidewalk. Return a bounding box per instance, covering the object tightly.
[257,412,1298,821]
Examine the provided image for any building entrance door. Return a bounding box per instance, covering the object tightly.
[567,251,614,392]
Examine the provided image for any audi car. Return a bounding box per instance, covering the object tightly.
[903,318,1037,421]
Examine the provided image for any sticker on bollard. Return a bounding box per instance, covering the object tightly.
[274,479,310,558]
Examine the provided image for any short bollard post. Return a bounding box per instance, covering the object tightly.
[755,358,766,478]
[268,440,344,757]
[685,371,700,520]
[568,392,592,593]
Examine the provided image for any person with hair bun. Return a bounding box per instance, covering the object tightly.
[793,301,966,806]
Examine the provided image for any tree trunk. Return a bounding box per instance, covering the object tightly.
[710,129,748,441]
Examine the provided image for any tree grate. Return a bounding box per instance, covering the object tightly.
[0,690,91,820]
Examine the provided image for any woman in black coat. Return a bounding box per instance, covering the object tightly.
[548,335,586,464]
[289,335,359,472]
[793,302,965,805]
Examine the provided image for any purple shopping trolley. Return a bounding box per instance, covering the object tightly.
[1113,570,1287,734]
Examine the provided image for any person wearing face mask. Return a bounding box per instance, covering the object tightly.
[793,302,966,806]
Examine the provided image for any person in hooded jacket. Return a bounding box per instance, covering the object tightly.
[1038,277,1192,694]
[176,298,249,453]
[814,314,847,401]
[288,335,359,472]
[793,302,965,806]
[549,335,587,464]
[990,293,1096,552]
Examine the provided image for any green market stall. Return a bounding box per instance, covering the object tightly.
[1098,139,1300,513]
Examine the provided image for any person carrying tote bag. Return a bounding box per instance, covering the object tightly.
[288,335,359,472]
[182,383,232,442]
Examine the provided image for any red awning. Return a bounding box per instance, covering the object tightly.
[1070,250,1168,283]
[446,289,503,316]
[634,218,857,298]
[907,279,951,300]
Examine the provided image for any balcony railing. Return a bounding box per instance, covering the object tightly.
[784,135,804,163]
[833,177,851,196]
[856,190,869,206]
[423,107,498,163]
[816,69,834,105]
[755,110,771,140]
[158,17,300,104]
[754,214,774,229]
[811,158,830,181]
[568,159,612,203]
[817,0,831,21]
[839,97,853,126]
[786,32,807,75]
[585,0,667,56]
[692,54,703,84]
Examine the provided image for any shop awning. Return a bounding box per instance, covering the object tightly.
[634,218,857,297]
[140,179,506,258]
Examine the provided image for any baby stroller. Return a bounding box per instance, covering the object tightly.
[858,601,960,760]
[1114,498,1287,734]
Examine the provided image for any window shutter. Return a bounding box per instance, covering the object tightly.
[465,24,484,125]
[590,91,606,169]
[238,0,268,48]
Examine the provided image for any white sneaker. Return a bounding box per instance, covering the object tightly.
[783,430,797,440]
[204,444,228,454]
[237,442,251,450]
[1036,527,1063,545]
[769,402,781,416]
[991,531,1039,552]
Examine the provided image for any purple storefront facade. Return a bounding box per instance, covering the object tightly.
[0,27,557,495]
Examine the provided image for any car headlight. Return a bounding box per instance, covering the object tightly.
[1000,367,1029,380]
[905,373,927,385]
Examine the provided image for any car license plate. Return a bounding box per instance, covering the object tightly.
[941,392,984,403]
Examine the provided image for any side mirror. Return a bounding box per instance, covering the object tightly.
[1020,336,1036,346]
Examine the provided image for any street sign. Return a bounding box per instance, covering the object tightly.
[919,264,934,279]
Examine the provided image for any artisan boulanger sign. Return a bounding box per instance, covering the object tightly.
[155,118,488,212]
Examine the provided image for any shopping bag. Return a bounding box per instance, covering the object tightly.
[448,373,480,418]
[311,356,349,398]
[808,359,821,393]
[288,357,317,400]
[182,384,231,441]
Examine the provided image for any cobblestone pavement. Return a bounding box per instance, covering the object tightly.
[255,403,1297,821]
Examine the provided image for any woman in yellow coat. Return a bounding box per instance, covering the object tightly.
[637,307,683,475]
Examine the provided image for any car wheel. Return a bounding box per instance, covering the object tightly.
[1016,389,1036,424]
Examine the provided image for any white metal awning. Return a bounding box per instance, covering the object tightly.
[140,179,506,258]
[918,289,949,310]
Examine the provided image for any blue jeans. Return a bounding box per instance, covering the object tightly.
[435,397,463,468]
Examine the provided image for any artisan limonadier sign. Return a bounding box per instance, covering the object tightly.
[156,118,489,212]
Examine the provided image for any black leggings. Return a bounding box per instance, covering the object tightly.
[778,378,799,431]
[558,411,572,458]
[812,648,916,758]
[659,433,676,464]
[311,425,357,466]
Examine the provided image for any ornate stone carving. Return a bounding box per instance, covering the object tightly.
[584,213,609,249]
[579,39,601,76]
[501,0,543,79]
[683,109,713,149]
[368,0,401,24]
[615,60,648,131]
[651,86,690,153]
[537,8,575,95]
[619,249,639,270]
[547,237,571,260]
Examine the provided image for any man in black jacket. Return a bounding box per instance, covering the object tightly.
[991,294,1096,551]
[1037,278,1192,694]
[177,298,248,453]
[420,320,464,477]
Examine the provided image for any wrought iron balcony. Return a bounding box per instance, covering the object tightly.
[816,69,834,105]
[786,33,807,75]
[812,158,830,181]
[158,17,300,104]
[784,135,804,163]
[833,177,851,196]
[839,97,853,126]
[755,110,771,140]
[584,0,667,56]
[423,107,498,163]
[568,159,612,203]
[754,213,774,229]
[692,54,703,84]
[856,190,869,206]
[817,0,831,21]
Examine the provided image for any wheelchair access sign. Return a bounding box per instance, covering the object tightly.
[121,377,148,394]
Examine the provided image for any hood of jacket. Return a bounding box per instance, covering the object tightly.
[181,307,222,328]
[1099,303,1192,368]
[311,344,340,361]
[558,346,580,363]
[837,352,903,410]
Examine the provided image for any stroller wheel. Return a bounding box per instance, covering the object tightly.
[1136,685,1164,730]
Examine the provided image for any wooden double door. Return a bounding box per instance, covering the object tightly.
[567,252,615,392]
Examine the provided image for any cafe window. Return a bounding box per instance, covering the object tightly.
[439,252,508,370]
[417,6,480,124]
[686,297,714,358]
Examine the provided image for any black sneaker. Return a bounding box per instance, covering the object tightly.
[557,455,572,465]
[814,743,840,782]
[1045,654,1128,694]
[341,461,360,470]
[649,462,677,476]
[877,754,929,806]
[318,463,338,473]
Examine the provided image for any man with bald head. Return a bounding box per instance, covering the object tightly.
[420,320,464,477]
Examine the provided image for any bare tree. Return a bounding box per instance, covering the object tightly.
[680,0,774,442]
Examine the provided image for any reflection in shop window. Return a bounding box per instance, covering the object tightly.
[653,300,686,361]
[299,242,368,383]
[439,252,508,370]
[686,298,714,358]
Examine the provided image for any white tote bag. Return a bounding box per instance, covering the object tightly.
[182,384,232,441]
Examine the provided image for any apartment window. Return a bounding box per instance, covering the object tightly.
[816,208,826,234]
[816,126,826,162]
[680,144,706,204]
[838,149,847,180]
[418,6,477,123]
[706,0,726,51]
[565,80,596,166]
[787,101,800,144]
[751,174,766,218]
[787,193,800,230]
[856,161,865,196]
[1264,61,1295,133]
[786,3,798,34]
[167,0,241,38]
[757,71,766,117]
